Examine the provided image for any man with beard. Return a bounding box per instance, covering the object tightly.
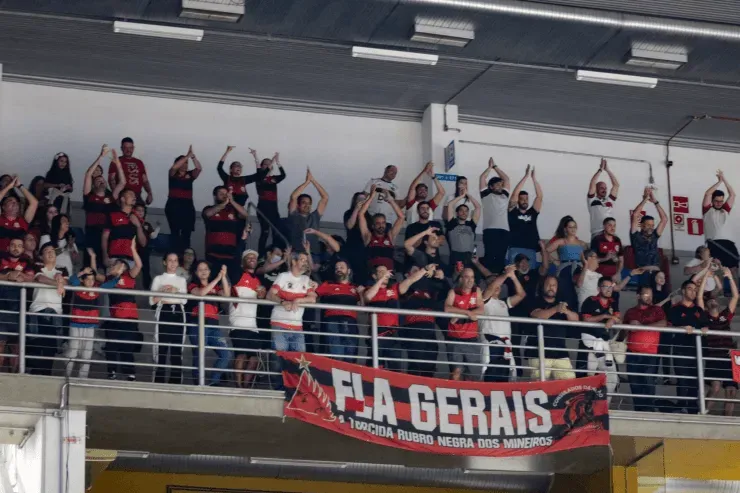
[587,158,620,237]
[83,145,126,263]
[404,162,445,224]
[446,194,481,269]
[404,200,444,244]
[579,277,621,395]
[102,188,147,268]
[479,157,511,273]
[404,225,446,273]
[591,217,624,286]
[316,259,362,361]
[202,186,249,283]
[0,177,39,253]
[507,165,543,265]
[401,264,448,377]
[623,285,667,412]
[285,169,329,256]
[229,250,267,389]
[445,267,485,380]
[667,280,708,414]
[529,276,578,380]
[702,170,738,280]
[698,267,738,416]
[359,185,405,272]
[630,187,668,281]
[0,238,35,372]
[109,137,153,205]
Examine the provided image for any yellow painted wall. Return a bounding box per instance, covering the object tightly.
[89,472,516,493]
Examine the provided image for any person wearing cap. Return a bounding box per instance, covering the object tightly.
[507,164,543,266]
[479,157,511,274]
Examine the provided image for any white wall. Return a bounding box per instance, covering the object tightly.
[0,82,423,223]
[425,104,740,253]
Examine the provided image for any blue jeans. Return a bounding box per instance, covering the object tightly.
[325,319,359,359]
[187,324,230,385]
[271,327,306,389]
[626,353,658,412]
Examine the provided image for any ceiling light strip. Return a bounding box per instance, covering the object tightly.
[575,70,658,88]
[113,21,204,41]
[351,46,438,65]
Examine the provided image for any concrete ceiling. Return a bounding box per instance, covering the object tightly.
[1,0,740,147]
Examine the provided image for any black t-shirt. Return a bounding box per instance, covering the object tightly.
[405,220,444,241]
[343,209,371,248]
[409,249,447,273]
[506,269,541,319]
[668,302,707,351]
[508,207,540,250]
[528,298,576,360]
[580,296,619,340]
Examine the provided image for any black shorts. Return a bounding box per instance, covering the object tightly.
[708,239,740,269]
[230,328,268,358]
[705,356,738,389]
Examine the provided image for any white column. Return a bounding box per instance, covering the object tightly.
[1,409,87,493]
[421,103,463,202]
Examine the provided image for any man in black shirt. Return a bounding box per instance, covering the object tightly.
[404,225,446,273]
[667,280,708,414]
[529,276,579,380]
[507,165,543,265]
[579,277,620,394]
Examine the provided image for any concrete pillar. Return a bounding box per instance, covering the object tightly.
[0,408,87,493]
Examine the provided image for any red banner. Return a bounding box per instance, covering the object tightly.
[279,352,609,457]
[731,350,740,383]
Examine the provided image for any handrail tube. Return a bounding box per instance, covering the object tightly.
[197,301,206,386]
[3,281,734,339]
[66,381,284,399]
[609,392,696,401]
[28,354,193,371]
[536,324,546,382]
[371,313,379,369]
[18,287,26,374]
[695,335,707,414]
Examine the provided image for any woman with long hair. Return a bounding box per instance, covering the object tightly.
[40,213,78,275]
[150,252,188,384]
[546,216,588,308]
[343,192,371,285]
[44,152,74,214]
[165,146,201,254]
[187,260,231,386]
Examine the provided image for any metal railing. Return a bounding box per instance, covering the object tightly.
[0,280,738,416]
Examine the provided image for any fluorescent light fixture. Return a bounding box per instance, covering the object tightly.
[180,0,244,23]
[411,22,474,48]
[113,21,204,41]
[576,70,658,88]
[625,46,688,70]
[352,46,438,65]
[249,457,348,469]
[115,450,150,459]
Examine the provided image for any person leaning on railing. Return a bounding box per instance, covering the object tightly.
[0,238,35,373]
[444,267,484,381]
[529,275,578,381]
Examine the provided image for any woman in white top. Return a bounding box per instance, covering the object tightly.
[39,213,78,276]
[150,252,188,384]
[480,265,526,382]
[29,242,69,375]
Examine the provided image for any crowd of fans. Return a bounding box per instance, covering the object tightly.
[0,139,738,415]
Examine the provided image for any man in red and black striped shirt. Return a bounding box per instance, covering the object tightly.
[0,176,38,253]
[315,259,362,361]
[0,238,35,372]
[102,189,146,267]
[202,186,249,283]
[83,145,126,262]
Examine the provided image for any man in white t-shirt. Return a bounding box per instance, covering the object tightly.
[404,161,445,224]
[702,170,738,278]
[364,165,403,222]
[479,157,510,274]
[29,243,68,375]
[480,265,526,382]
[587,158,620,237]
[267,251,316,384]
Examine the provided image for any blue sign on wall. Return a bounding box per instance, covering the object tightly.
[444,140,455,172]
[435,173,458,182]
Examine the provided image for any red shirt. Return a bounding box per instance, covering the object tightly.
[0,254,34,277]
[315,282,360,320]
[110,157,147,196]
[366,284,400,335]
[109,273,138,319]
[623,304,666,354]
[188,282,223,320]
[448,289,480,340]
[0,215,29,253]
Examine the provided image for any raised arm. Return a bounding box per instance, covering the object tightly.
[406,162,433,205]
[387,198,406,242]
[721,171,736,209]
[726,267,739,313]
[631,188,651,233]
[588,159,604,197]
[697,269,711,310]
[479,158,494,192]
[129,239,143,279]
[310,170,330,217]
[358,189,375,245]
[217,146,235,182]
[110,149,127,200]
[288,169,312,213]
[652,191,668,237]
[469,194,482,224]
[169,146,191,177]
[404,225,438,255]
[509,165,530,211]
[604,160,620,199]
[305,228,340,253]
[445,194,464,222]
[399,266,429,295]
[84,145,109,195]
[472,255,494,279]
[431,173,445,207]
[191,151,202,180]
[363,271,390,303]
[19,182,38,224]
[531,167,543,212]
[492,158,510,190]
[703,171,723,209]
[228,193,249,219]
[272,152,287,184]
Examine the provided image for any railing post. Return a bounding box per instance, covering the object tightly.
[198,301,206,386]
[536,323,546,382]
[371,313,379,369]
[18,287,26,375]
[695,334,706,415]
